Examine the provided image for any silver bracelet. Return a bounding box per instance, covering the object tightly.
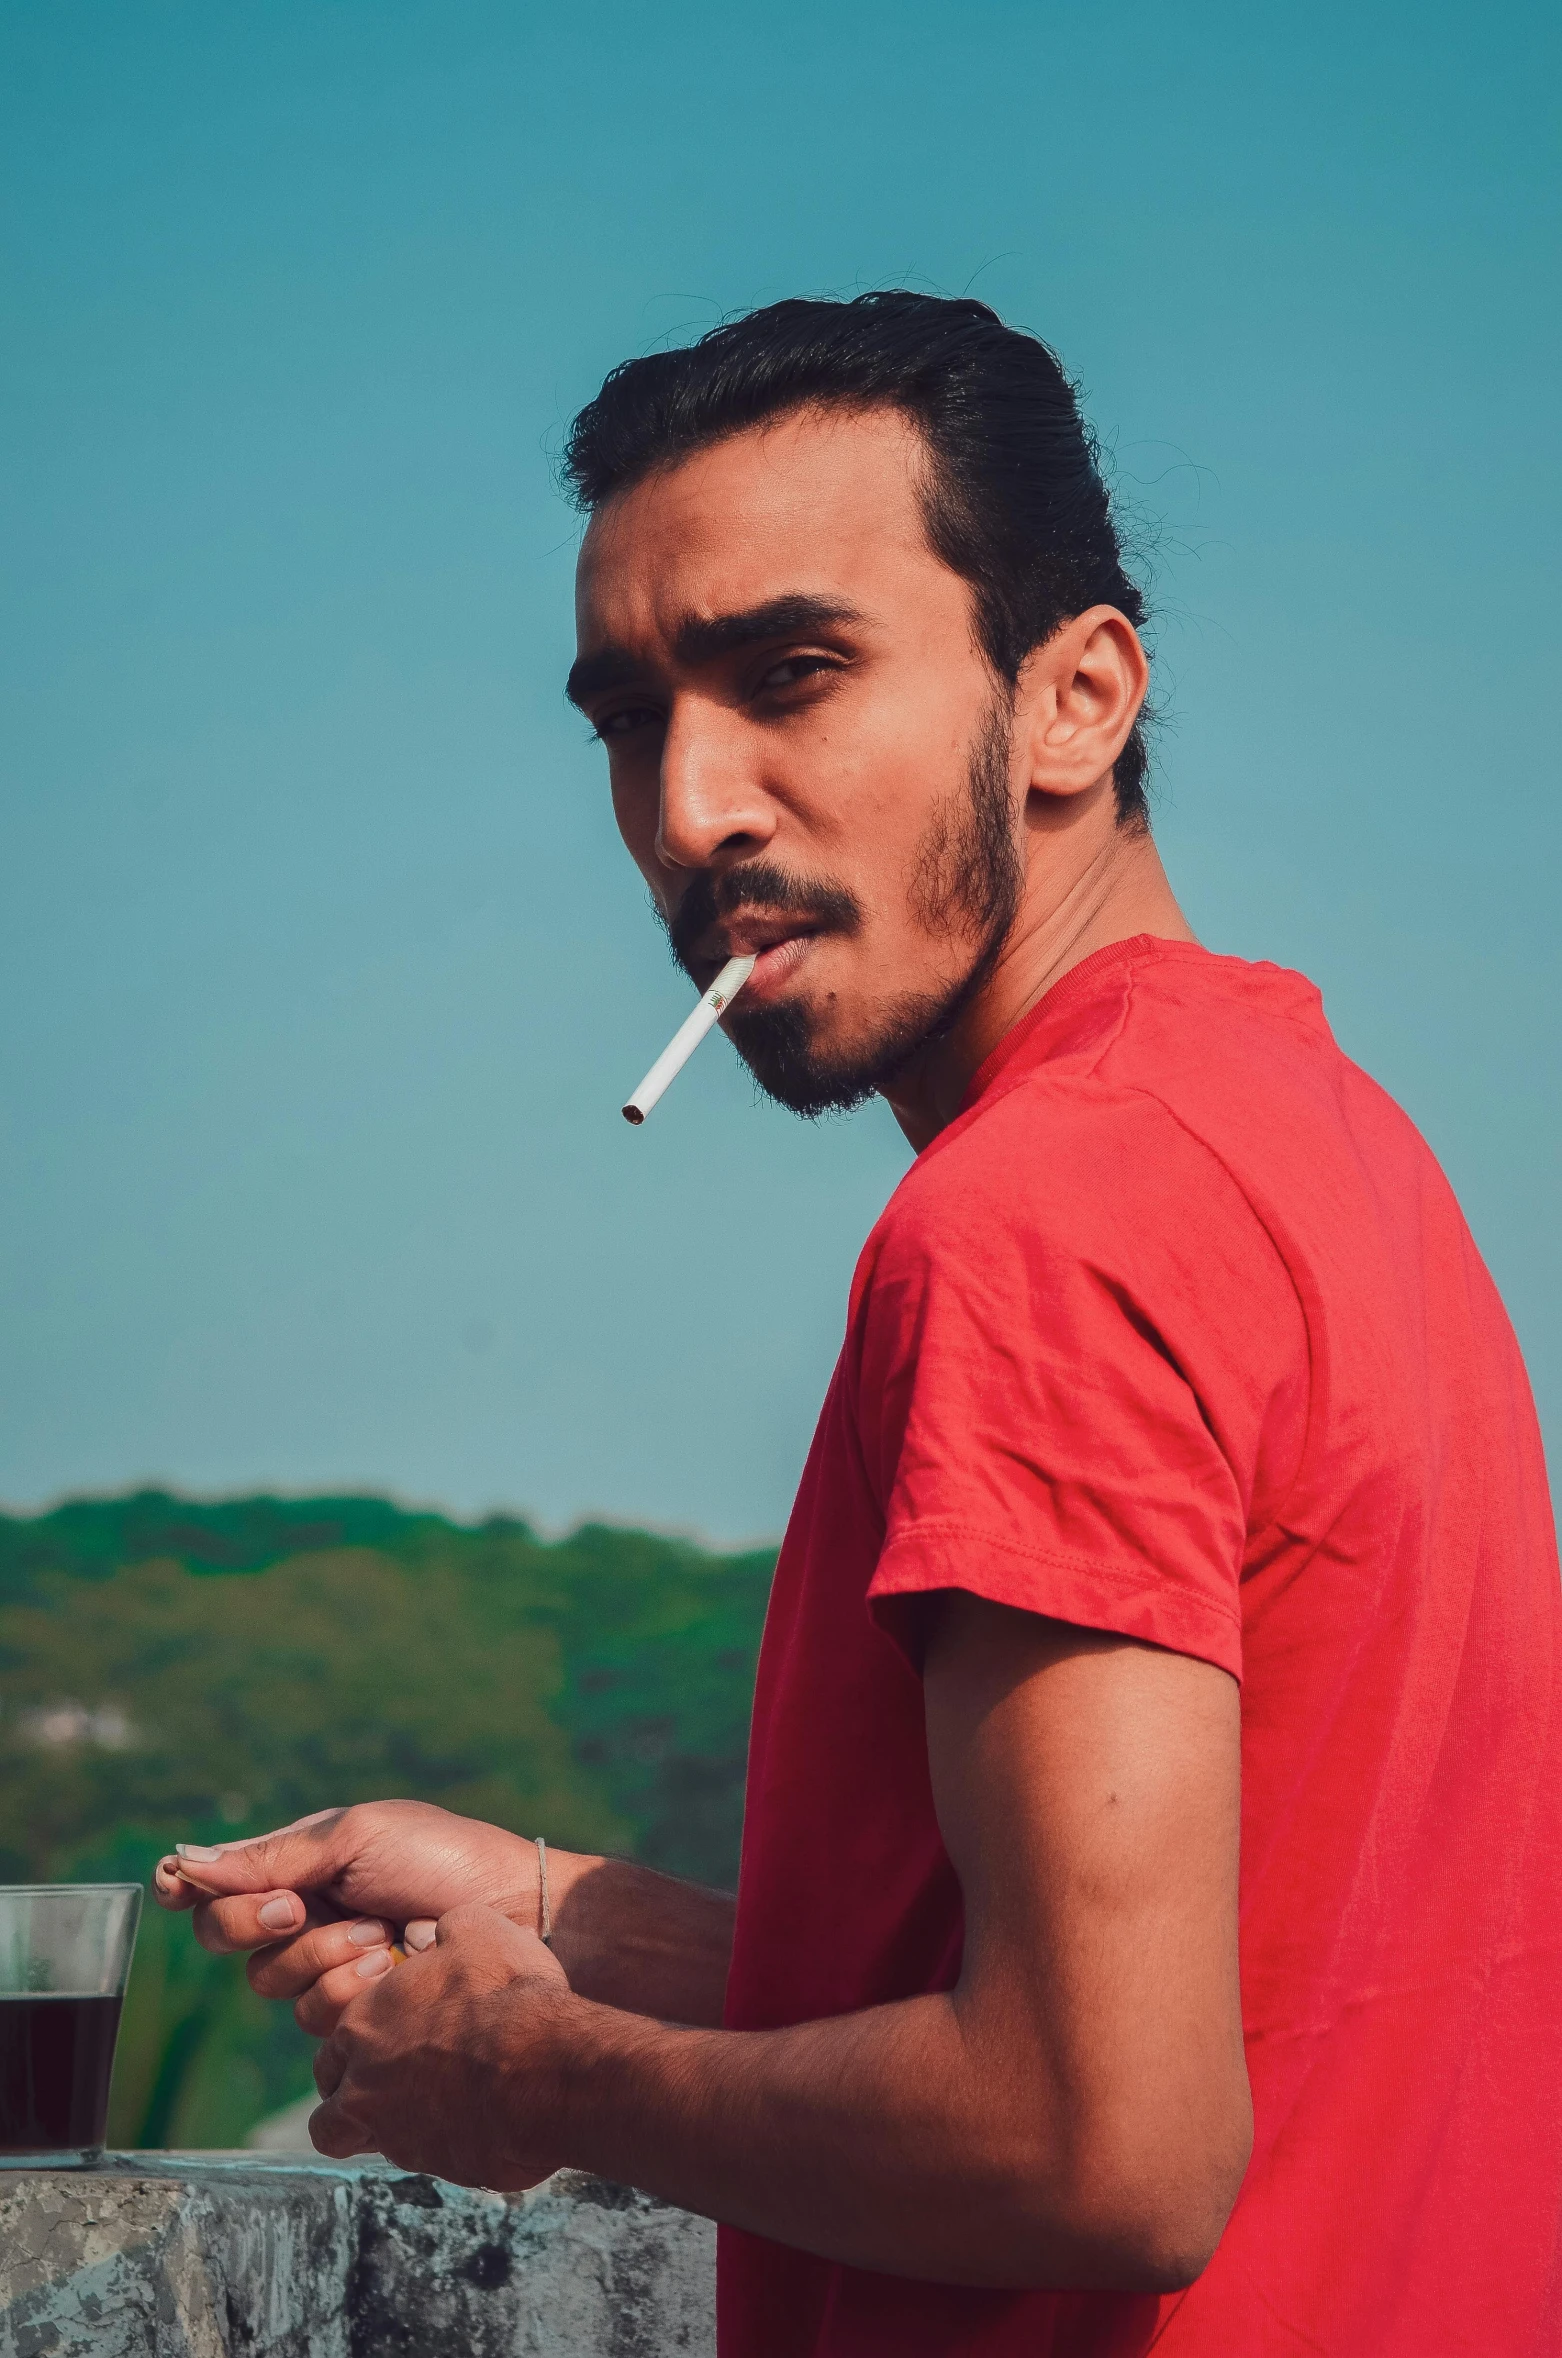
[534,1835,553,1946]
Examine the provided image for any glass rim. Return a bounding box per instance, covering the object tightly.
[0,1883,145,1898]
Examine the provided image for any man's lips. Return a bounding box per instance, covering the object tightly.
[694,914,818,960]
[689,919,824,999]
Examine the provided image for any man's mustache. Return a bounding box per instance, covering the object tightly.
[667,862,863,976]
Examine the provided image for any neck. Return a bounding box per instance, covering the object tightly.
[882,799,1197,1151]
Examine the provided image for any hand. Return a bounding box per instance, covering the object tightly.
[310,1903,574,2189]
[153,1800,546,2034]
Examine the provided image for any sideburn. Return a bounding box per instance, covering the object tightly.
[906,698,1023,942]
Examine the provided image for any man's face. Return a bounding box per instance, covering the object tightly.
[569,407,1023,1114]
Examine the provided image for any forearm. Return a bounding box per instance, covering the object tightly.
[305,1619,1249,2291]
[545,1849,734,2028]
[523,1989,1110,2289]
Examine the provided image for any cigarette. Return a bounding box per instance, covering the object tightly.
[622,954,757,1124]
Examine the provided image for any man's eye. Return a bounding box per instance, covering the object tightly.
[756,655,834,694]
[595,705,661,739]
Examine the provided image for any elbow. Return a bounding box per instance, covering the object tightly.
[1002,2108,1252,2293]
[1071,2114,1251,2292]
[1089,2178,1242,2293]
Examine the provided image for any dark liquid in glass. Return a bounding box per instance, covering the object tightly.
[0,1994,123,2152]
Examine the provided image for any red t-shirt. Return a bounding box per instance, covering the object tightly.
[721,936,1562,2358]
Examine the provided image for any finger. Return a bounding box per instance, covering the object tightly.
[188,1890,337,1958]
[403,1919,437,1952]
[227,1808,345,1845]
[309,2096,373,2160]
[293,1946,396,2037]
[153,1856,198,1911]
[434,1902,568,1986]
[179,1808,345,1861]
[170,1813,347,1902]
[436,1901,521,1943]
[314,2035,348,2101]
[248,1918,396,2002]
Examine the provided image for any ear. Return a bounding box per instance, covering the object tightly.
[1012,607,1149,803]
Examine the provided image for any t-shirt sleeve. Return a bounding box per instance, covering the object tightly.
[854,1086,1306,1681]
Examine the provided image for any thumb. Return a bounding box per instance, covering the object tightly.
[434,1901,517,1945]
[434,1902,569,1989]
[170,1809,347,1897]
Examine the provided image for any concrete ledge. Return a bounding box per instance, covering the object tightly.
[0,2155,715,2357]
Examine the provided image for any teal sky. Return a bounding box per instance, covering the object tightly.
[2,1,1557,1541]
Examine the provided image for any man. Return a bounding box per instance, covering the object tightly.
[159,294,1562,2354]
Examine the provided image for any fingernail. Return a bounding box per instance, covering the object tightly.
[403,1920,436,1953]
[355,1947,392,1978]
[176,1844,222,1863]
[258,1898,299,1932]
[348,1920,387,1948]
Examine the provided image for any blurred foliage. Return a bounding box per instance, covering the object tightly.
[0,1491,773,2148]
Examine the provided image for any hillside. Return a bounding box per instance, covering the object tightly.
[0,1490,774,2146]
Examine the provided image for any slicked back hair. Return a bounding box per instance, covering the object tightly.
[563,292,1151,828]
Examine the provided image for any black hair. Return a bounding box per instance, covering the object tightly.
[562,291,1151,828]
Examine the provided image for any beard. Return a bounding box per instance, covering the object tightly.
[665,699,1023,1118]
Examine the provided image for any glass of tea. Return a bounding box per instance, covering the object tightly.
[0,1884,142,2161]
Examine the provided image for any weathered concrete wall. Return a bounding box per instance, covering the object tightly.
[0,2155,715,2357]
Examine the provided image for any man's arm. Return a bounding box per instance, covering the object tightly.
[314,1598,1252,2290]
[545,1854,736,2025]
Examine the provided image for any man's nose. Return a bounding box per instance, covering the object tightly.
[655,701,776,872]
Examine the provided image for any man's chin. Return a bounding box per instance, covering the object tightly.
[727,995,945,1121]
[726,1004,876,1118]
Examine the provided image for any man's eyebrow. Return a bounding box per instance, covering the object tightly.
[672,594,865,668]
[564,594,866,711]
[564,644,645,710]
